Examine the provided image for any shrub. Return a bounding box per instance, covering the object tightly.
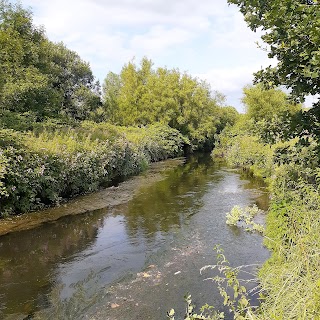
[0,123,186,216]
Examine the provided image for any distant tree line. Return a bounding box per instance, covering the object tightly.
[0,0,238,150]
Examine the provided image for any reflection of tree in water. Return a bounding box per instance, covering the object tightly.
[0,208,106,318]
[240,172,270,211]
[122,154,223,239]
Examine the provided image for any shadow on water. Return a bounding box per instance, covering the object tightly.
[0,209,106,317]
[0,154,269,319]
[235,167,269,211]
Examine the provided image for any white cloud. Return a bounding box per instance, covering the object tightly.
[210,11,264,50]
[196,56,278,112]
[197,66,256,94]
[130,26,195,56]
[24,0,238,70]
[304,95,319,109]
[28,0,228,33]
[195,66,256,112]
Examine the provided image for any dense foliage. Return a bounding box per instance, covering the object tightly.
[102,58,233,149]
[0,123,186,216]
[227,0,320,111]
[0,0,101,121]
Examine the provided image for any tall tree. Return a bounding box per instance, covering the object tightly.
[116,59,141,125]
[102,58,223,148]
[0,0,100,120]
[242,84,300,122]
[44,41,100,120]
[241,85,302,142]
[216,106,239,132]
[102,71,121,121]
[0,0,51,115]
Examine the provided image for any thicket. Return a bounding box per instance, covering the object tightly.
[0,123,186,217]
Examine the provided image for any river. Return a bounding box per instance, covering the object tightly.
[0,154,269,320]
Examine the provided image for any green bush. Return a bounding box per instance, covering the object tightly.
[213,128,273,180]
[0,123,186,216]
[258,171,320,319]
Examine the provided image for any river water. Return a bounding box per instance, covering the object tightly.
[0,154,269,320]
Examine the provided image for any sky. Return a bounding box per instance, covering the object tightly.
[15,0,315,111]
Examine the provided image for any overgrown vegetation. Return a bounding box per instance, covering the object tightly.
[0,123,186,216]
[168,246,262,320]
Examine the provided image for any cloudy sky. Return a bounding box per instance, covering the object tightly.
[16,0,276,112]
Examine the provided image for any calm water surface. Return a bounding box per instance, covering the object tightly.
[0,154,269,319]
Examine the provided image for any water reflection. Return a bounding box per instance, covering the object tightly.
[122,154,223,239]
[240,170,269,210]
[0,154,268,319]
[0,210,105,317]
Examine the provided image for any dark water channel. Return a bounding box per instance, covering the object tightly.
[0,154,270,320]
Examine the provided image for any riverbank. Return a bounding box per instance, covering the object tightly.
[0,158,185,236]
[0,123,187,218]
[214,119,320,318]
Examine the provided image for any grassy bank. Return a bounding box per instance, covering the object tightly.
[0,122,187,217]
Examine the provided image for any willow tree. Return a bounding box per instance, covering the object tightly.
[102,58,223,148]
